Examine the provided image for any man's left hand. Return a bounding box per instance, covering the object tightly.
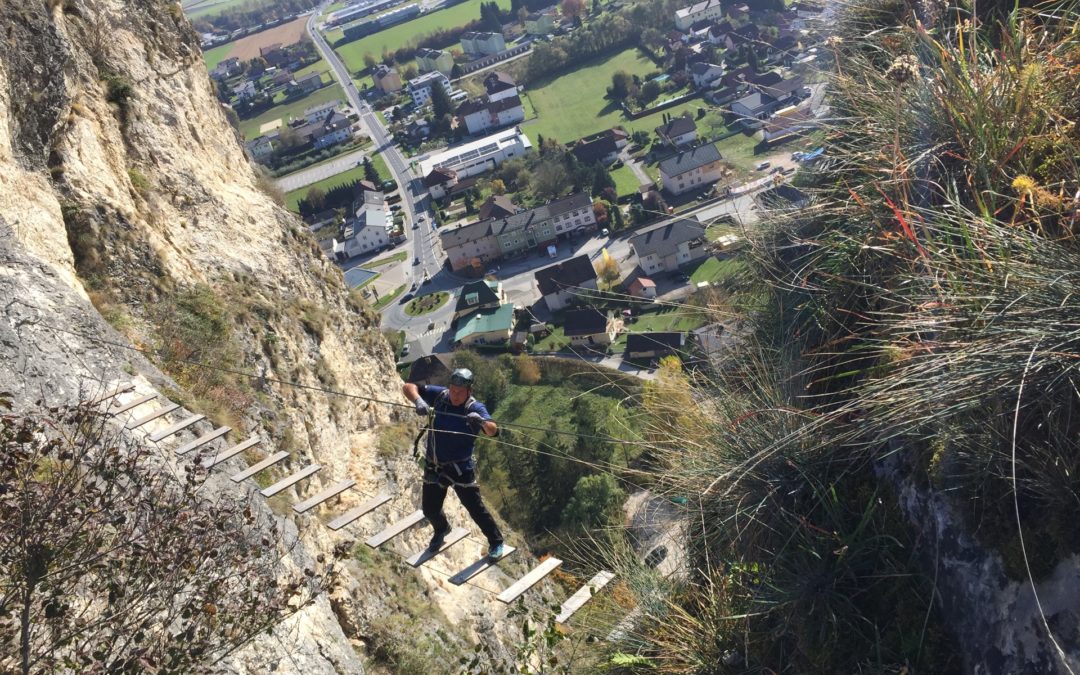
[466,412,485,433]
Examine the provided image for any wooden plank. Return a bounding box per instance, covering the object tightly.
[449,546,518,585]
[555,571,616,624]
[175,426,231,456]
[149,414,205,443]
[202,437,261,469]
[127,403,180,430]
[260,464,320,497]
[405,528,468,567]
[109,393,156,415]
[497,557,563,604]
[85,382,135,406]
[606,608,640,642]
[326,493,391,531]
[231,451,289,483]
[365,510,425,548]
[293,479,356,514]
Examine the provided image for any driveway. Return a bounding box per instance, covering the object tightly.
[276,147,367,192]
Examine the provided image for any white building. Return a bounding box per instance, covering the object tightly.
[674,0,724,30]
[460,31,506,59]
[419,127,532,185]
[333,206,390,260]
[457,95,525,135]
[304,100,341,124]
[407,71,452,107]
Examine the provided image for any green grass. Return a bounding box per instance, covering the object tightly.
[332,0,510,74]
[202,42,234,70]
[688,256,746,285]
[370,153,391,184]
[291,58,329,80]
[361,251,407,269]
[185,0,249,19]
[611,164,641,197]
[521,47,719,146]
[284,165,366,211]
[374,284,406,309]
[238,83,346,140]
[404,291,450,316]
[611,304,710,352]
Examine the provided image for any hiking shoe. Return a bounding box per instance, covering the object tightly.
[487,543,506,562]
[427,528,449,552]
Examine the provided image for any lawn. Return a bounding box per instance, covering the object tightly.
[185,0,249,18]
[238,83,346,140]
[202,42,235,70]
[611,304,711,352]
[374,284,406,309]
[404,291,450,316]
[369,153,391,184]
[332,0,511,73]
[688,256,747,285]
[284,165,366,211]
[361,250,408,269]
[610,164,641,197]
[521,47,719,146]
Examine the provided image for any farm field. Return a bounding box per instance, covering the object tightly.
[331,0,510,73]
[521,48,722,146]
[199,16,310,67]
[183,0,249,19]
[202,43,234,70]
[238,83,345,140]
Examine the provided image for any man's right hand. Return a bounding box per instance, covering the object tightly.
[414,398,431,416]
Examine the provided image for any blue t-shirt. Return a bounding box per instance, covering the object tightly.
[419,385,493,466]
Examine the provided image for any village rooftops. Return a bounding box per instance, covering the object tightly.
[629,219,706,259]
[478,194,516,220]
[454,280,502,314]
[534,255,597,296]
[456,95,523,117]
[625,332,685,353]
[658,144,722,177]
[562,308,610,337]
[483,71,516,94]
[655,115,697,139]
[675,0,722,21]
[440,192,591,249]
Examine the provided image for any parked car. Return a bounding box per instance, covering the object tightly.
[601,228,609,236]
[390,204,402,211]
[413,256,420,265]
[412,221,419,229]
[756,161,771,171]
[401,344,410,357]
[399,293,414,304]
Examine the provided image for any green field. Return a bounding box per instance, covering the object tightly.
[331,0,510,73]
[362,251,408,269]
[239,83,346,140]
[284,165,366,211]
[522,47,728,147]
[202,42,235,70]
[185,0,249,19]
[610,164,641,196]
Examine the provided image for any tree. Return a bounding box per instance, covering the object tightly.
[363,157,382,184]
[490,178,507,195]
[611,201,625,230]
[561,0,586,20]
[594,250,621,287]
[562,474,623,528]
[533,159,571,200]
[640,79,661,103]
[430,82,453,120]
[306,186,327,212]
[608,70,632,100]
[0,402,332,674]
[592,0,602,15]
[591,164,616,197]
[592,199,609,226]
[631,129,650,147]
[464,191,476,214]
[513,355,542,385]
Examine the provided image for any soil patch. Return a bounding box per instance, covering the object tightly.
[227,17,309,61]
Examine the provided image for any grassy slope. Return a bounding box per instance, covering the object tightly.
[331,0,511,72]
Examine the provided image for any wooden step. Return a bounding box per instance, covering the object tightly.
[149,414,205,443]
[293,479,356,514]
[84,382,135,406]
[231,451,289,483]
[109,393,156,416]
[365,510,425,548]
[497,557,563,604]
[326,493,391,531]
[260,464,320,497]
[127,403,179,430]
[175,426,231,456]
[449,545,518,585]
[555,571,616,624]
[202,437,261,469]
[406,528,468,567]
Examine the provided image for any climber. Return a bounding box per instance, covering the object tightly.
[402,368,505,561]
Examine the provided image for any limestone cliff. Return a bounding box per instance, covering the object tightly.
[0,0,550,670]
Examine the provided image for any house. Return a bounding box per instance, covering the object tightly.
[730,92,784,128]
[655,114,698,148]
[453,303,516,348]
[478,195,516,221]
[706,84,743,105]
[418,127,532,184]
[406,354,454,385]
[423,166,459,200]
[727,23,760,48]
[625,332,685,360]
[289,72,323,95]
[404,118,432,142]
[416,48,454,75]
[440,192,594,272]
[689,62,725,89]
[720,65,757,90]
[627,277,657,299]
[572,128,628,163]
[260,43,288,68]
[562,308,619,348]
[372,65,402,94]
[483,71,518,103]
[351,190,386,218]
[210,57,242,80]
[659,144,723,196]
[674,0,724,31]
[232,80,257,101]
[407,71,452,107]
[454,279,506,321]
[332,206,390,260]
[244,135,275,163]
[270,70,295,88]
[756,184,811,209]
[525,11,556,35]
[460,31,506,59]
[759,105,816,142]
[457,95,525,135]
[534,255,599,312]
[754,75,808,103]
[629,219,708,275]
[304,100,340,124]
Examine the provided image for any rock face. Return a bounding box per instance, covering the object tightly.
[0,1,545,670]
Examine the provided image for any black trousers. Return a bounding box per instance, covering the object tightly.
[422,463,503,547]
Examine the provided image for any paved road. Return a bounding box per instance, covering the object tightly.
[276,147,368,192]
